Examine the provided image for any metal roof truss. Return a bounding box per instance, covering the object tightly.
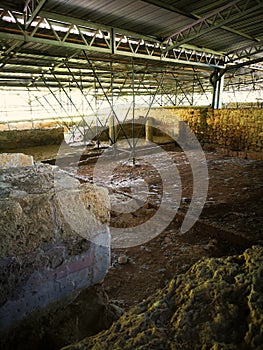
[0,7,225,69]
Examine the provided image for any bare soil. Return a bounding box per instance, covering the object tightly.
[3,144,262,350]
[14,143,263,311]
[73,146,263,311]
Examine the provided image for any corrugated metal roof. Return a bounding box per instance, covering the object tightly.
[1,0,262,53]
[40,0,263,40]
[191,29,253,53]
[0,0,262,90]
[43,0,193,39]
[179,0,236,14]
[230,13,263,39]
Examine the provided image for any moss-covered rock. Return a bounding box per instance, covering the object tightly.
[62,245,263,350]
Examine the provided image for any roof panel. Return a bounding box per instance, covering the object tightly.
[0,0,262,91]
[43,0,193,39]
[229,13,263,39]
[2,0,263,51]
[191,29,256,53]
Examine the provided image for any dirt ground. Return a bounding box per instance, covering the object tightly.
[14,143,263,311]
[70,145,263,311]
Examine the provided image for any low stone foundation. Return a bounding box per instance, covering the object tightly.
[2,107,262,160]
[0,161,110,333]
[0,127,64,150]
[145,107,263,160]
[75,107,263,160]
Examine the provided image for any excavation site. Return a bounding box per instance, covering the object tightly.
[0,1,262,349]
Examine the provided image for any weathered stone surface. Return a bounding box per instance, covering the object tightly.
[0,163,110,256]
[0,127,64,150]
[69,107,263,158]
[124,107,263,158]
[0,163,110,332]
[150,107,263,158]
[117,255,128,265]
[62,245,263,350]
[0,153,34,168]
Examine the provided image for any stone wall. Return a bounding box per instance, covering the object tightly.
[99,107,262,159]
[0,161,110,332]
[3,107,261,160]
[173,108,263,156]
[155,107,263,159]
[127,107,263,160]
[131,107,181,140]
[0,127,64,150]
[0,153,34,168]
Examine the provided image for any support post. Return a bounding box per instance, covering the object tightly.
[145,117,154,142]
[109,114,116,145]
[211,68,224,109]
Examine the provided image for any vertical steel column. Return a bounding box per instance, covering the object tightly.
[211,68,224,109]
[191,78,195,106]
[175,80,178,106]
[131,59,136,165]
[109,61,116,147]
[94,80,100,148]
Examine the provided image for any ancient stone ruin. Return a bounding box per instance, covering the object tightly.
[63,245,263,350]
[0,157,112,349]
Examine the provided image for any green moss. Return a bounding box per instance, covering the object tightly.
[62,246,263,350]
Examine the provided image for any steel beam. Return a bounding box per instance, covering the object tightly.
[163,0,263,52]
[143,0,259,42]
[0,7,225,69]
[226,41,263,63]
[24,0,48,29]
[142,0,194,19]
[210,68,224,109]
[225,56,263,71]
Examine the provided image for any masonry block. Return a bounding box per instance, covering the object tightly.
[0,163,110,332]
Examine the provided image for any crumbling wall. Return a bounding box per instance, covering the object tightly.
[108,107,263,159]
[0,159,110,333]
[0,127,64,150]
[5,107,261,160]
[206,108,263,157]
[148,107,263,159]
